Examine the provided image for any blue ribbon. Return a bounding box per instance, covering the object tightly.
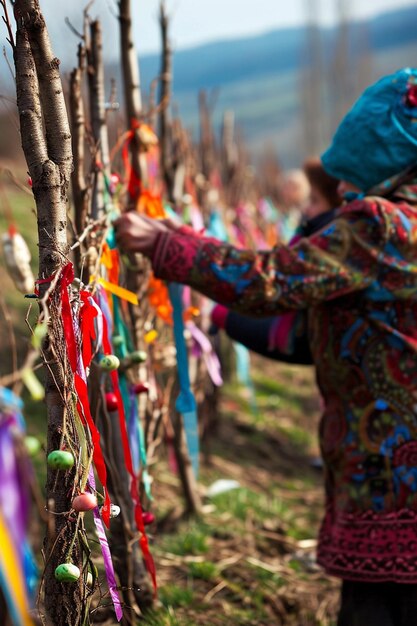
[168,283,199,477]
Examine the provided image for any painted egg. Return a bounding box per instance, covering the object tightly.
[55,563,80,582]
[142,511,155,525]
[133,382,149,395]
[112,335,124,347]
[129,351,147,364]
[105,392,118,412]
[72,493,98,512]
[99,355,120,371]
[47,450,75,470]
[110,504,121,518]
[24,436,41,456]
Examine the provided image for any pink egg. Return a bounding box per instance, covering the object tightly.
[72,493,98,512]
[142,511,155,525]
[133,382,149,395]
[105,392,118,412]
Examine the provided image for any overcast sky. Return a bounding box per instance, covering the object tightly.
[1,0,417,72]
[34,0,417,62]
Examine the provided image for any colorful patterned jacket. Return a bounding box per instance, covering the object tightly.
[210,208,338,365]
[151,180,417,583]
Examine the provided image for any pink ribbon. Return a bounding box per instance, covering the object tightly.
[187,322,223,387]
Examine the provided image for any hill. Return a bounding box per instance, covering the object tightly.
[131,5,417,165]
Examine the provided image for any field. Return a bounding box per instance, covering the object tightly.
[117,357,339,625]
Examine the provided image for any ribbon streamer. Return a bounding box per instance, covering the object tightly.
[0,509,34,626]
[89,468,123,622]
[168,283,199,478]
[98,278,138,305]
[187,321,223,387]
[100,305,157,590]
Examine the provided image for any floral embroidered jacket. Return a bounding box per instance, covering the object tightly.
[152,181,417,583]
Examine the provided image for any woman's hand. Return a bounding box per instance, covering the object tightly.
[114,213,177,257]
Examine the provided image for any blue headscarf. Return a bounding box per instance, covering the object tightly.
[321,68,417,192]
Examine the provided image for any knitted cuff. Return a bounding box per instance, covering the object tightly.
[210,304,229,330]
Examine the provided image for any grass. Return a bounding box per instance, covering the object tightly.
[157,521,211,556]
[145,359,338,625]
[209,487,290,523]
[159,584,195,609]
[188,561,219,582]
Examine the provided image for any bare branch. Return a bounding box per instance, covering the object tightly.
[64,17,84,41]
[69,52,90,264]
[158,0,174,199]
[3,45,15,82]
[0,0,15,48]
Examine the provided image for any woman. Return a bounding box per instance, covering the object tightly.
[116,68,417,625]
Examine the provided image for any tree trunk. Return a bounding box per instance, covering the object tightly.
[13,1,83,624]
[158,0,174,201]
[70,44,90,274]
[87,19,111,218]
[118,0,147,191]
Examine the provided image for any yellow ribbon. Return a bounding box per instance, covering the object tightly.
[97,278,139,305]
[0,510,35,626]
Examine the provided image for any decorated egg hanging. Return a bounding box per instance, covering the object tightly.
[105,392,118,412]
[112,335,124,347]
[133,382,149,395]
[142,511,155,525]
[72,492,98,512]
[99,355,120,371]
[47,450,75,470]
[129,350,147,364]
[55,563,81,583]
[24,435,41,456]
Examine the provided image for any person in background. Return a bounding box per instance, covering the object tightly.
[210,158,342,365]
[116,68,417,625]
[278,167,310,242]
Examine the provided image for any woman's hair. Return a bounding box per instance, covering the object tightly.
[303,158,342,208]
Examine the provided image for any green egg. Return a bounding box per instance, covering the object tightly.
[99,355,120,371]
[47,450,75,470]
[129,350,147,364]
[112,335,124,347]
[55,563,80,583]
[24,436,41,456]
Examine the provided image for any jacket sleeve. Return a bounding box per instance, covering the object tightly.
[151,199,386,317]
[216,311,313,365]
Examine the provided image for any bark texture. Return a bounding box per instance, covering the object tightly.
[13,2,83,624]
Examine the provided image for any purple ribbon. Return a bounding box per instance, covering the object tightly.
[88,468,123,621]
[0,417,29,555]
[187,322,223,387]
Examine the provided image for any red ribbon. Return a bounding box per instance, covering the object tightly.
[58,265,111,526]
[100,307,157,590]
[74,373,111,527]
[121,119,143,201]
[61,264,78,372]
[79,291,98,370]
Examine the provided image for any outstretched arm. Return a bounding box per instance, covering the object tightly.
[115,199,385,317]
